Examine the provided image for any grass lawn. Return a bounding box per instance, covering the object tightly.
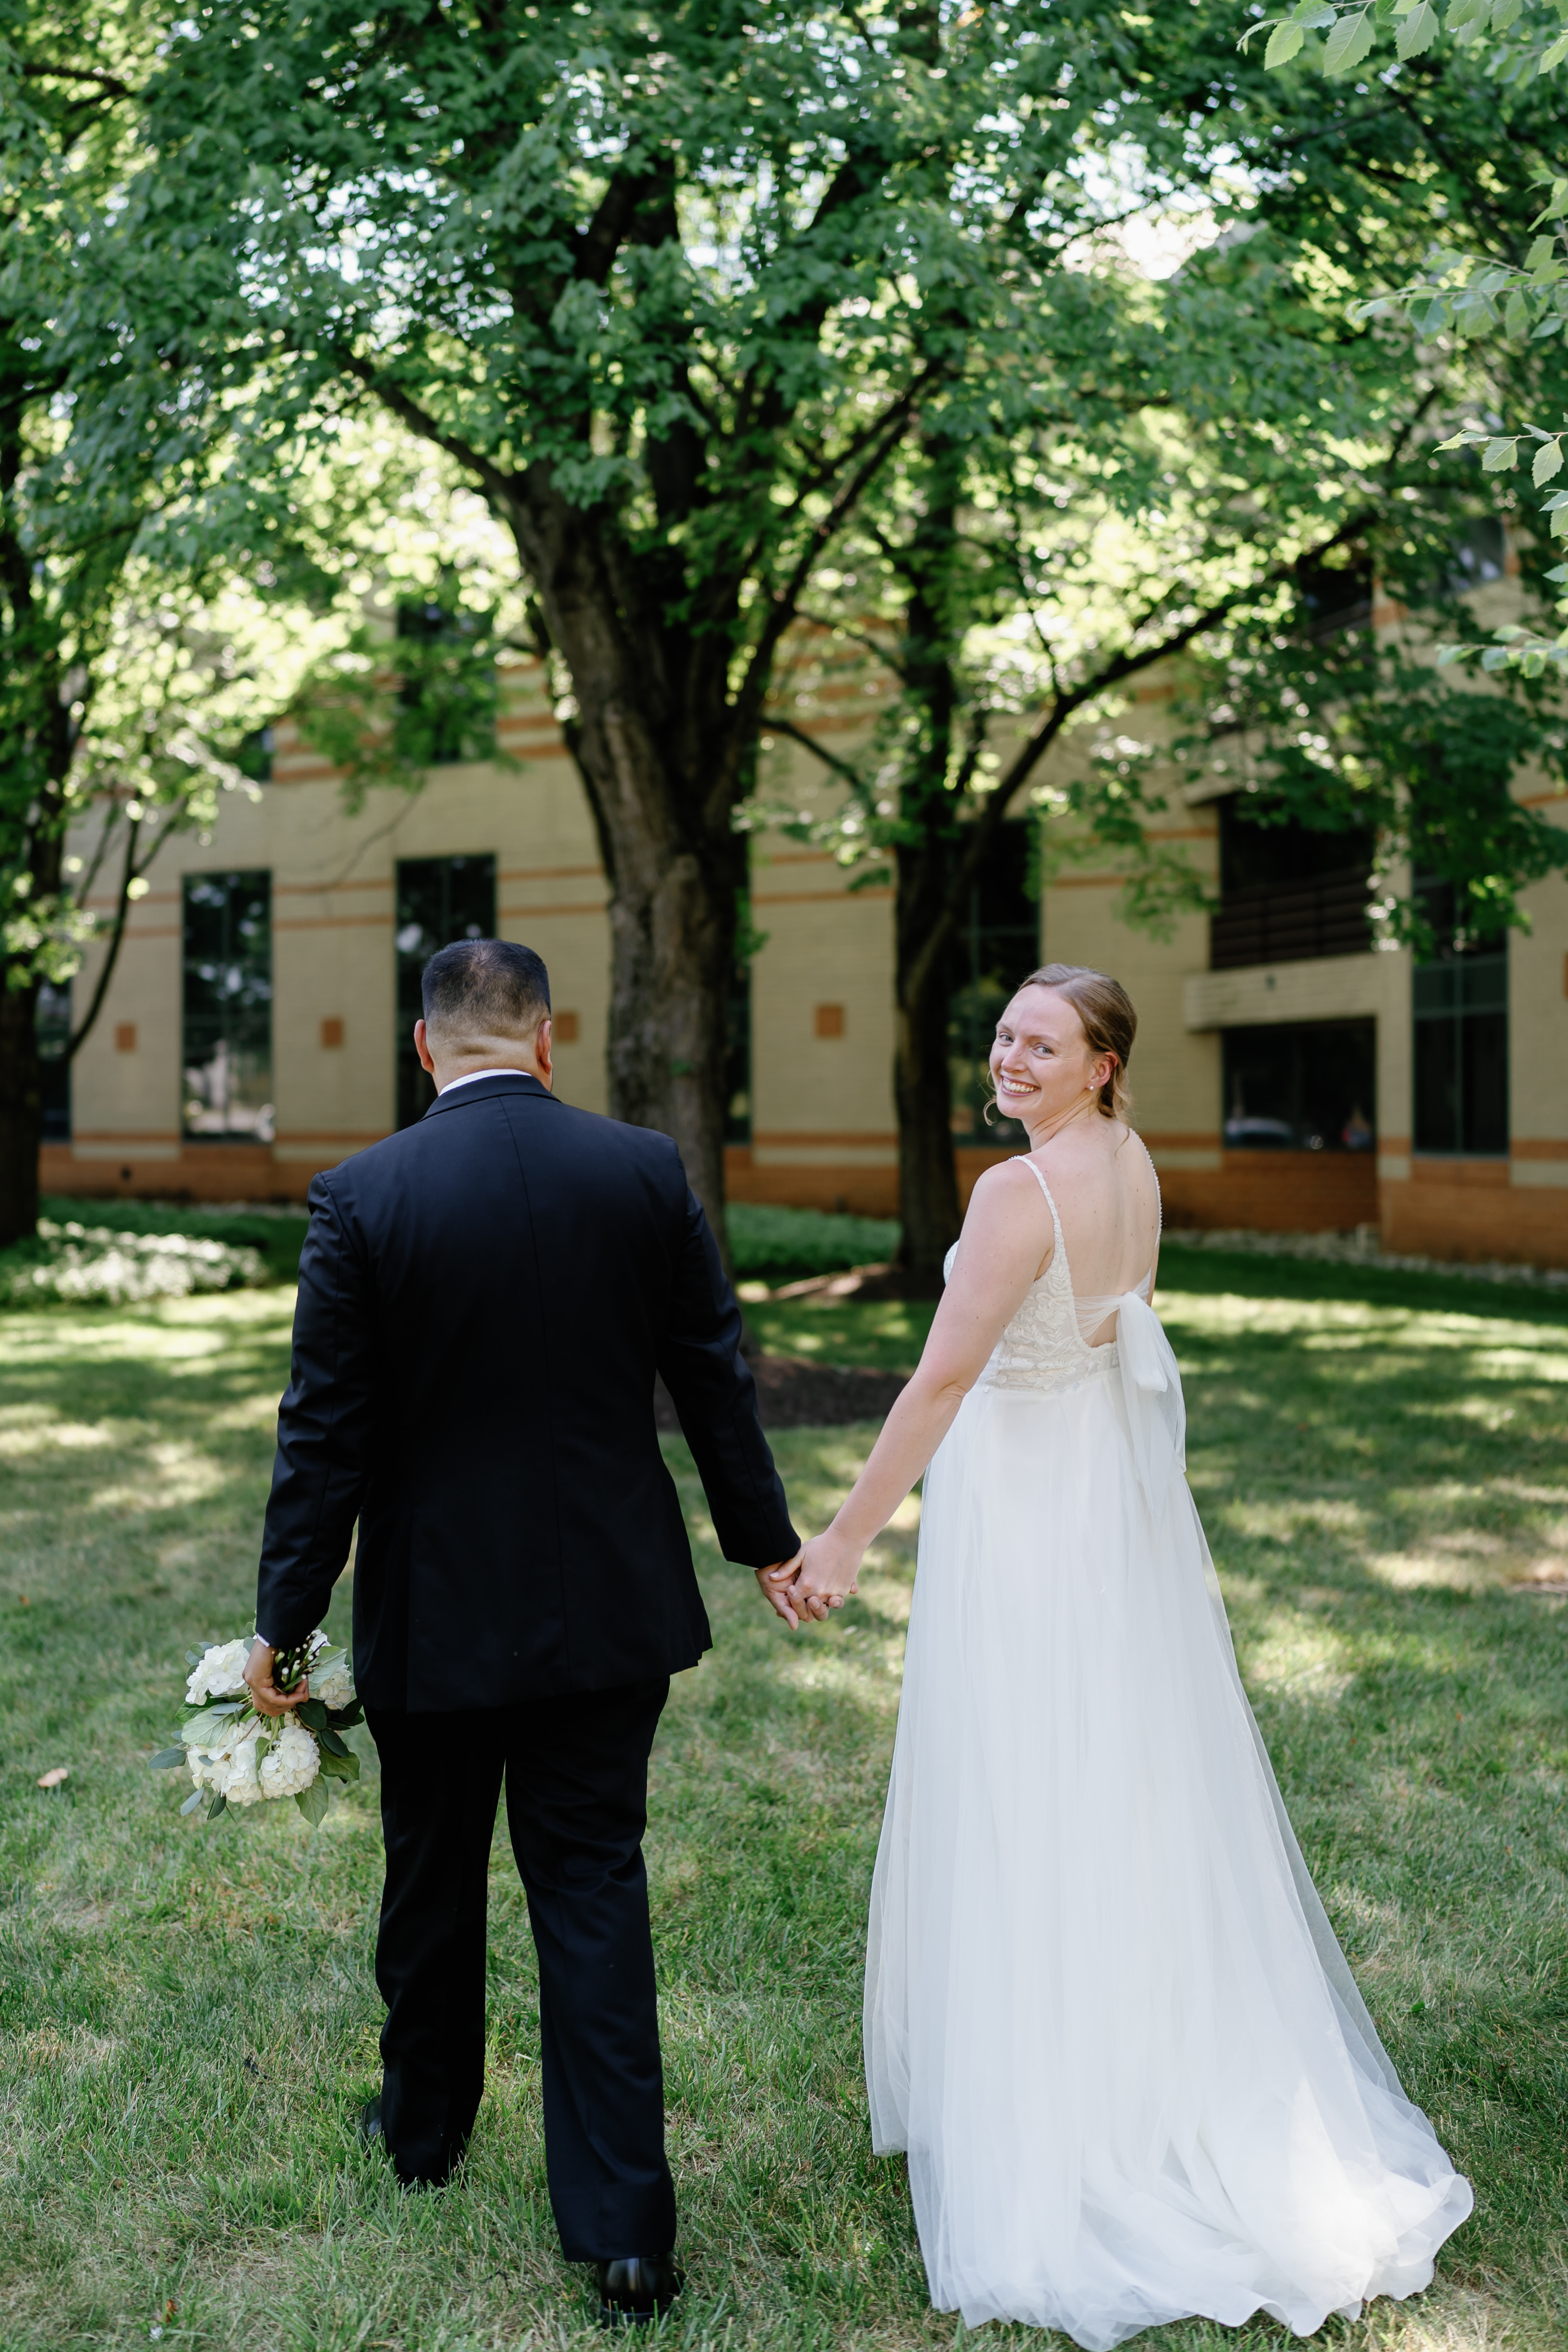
[0,1259,1565,2352]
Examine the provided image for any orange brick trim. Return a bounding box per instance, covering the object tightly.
[752,1129,899,1148]
[1512,1138,1568,1160]
[71,1129,181,1144]
[1138,1131,1223,1151]
[499,901,608,919]
[274,877,392,896]
[273,913,394,931]
[498,864,603,882]
[750,886,894,905]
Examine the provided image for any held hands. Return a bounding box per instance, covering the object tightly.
[755,1530,865,1629]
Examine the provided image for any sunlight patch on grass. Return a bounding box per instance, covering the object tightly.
[0,1269,1564,2349]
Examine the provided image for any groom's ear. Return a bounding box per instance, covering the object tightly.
[536,1015,554,1089]
[414,1019,437,1077]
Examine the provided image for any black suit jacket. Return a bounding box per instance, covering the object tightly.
[255,1073,798,1710]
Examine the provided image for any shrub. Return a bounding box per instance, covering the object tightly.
[726,1203,899,1279]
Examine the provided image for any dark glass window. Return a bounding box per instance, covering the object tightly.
[1222,1020,1376,1153]
[395,599,497,766]
[949,820,1039,1148]
[395,855,497,1128]
[182,871,273,1141]
[1445,519,1505,597]
[1297,551,1372,638]
[36,981,71,1142]
[238,726,274,783]
[1412,875,1508,1156]
[1210,797,1374,971]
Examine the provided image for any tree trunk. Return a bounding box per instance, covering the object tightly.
[893,837,963,1285]
[0,975,44,1250]
[505,483,747,1261]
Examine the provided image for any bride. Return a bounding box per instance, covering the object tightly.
[776,964,1472,2350]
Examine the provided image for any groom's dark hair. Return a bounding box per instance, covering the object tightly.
[421,938,551,1038]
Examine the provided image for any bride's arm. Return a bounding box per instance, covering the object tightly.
[782,1163,1053,1622]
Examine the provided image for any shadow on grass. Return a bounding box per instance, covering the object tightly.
[0,1282,1563,2349]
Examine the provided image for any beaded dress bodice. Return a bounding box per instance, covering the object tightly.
[943,1158,1154,1402]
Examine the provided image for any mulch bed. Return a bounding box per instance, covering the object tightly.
[655,1354,907,1432]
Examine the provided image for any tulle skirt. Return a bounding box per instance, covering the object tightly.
[864,1363,1472,2348]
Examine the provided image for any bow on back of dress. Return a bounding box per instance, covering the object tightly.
[1112,1290,1187,1517]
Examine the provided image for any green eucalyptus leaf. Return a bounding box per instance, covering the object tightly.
[205,1792,228,1821]
[180,1788,206,1815]
[149,1748,188,1769]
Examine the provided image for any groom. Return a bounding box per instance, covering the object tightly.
[244,938,799,2324]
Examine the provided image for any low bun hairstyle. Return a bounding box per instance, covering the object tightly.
[1014,964,1136,1122]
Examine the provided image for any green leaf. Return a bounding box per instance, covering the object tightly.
[1434,644,1468,666]
[148,1747,188,1769]
[185,1650,205,1668]
[1323,7,1376,69]
[1265,20,1307,65]
[1481,438,1519,470]
[315,1745,361,1780]
[1543,563,1568,582]
[297,1699,329,1730]
[1543,29,1568,67]
[1534,441,1564,486]
[1506,290,1532,339]
[180,1788,205,1815]
[1491,0,1520,23]
[327,1702,365,1730]
[1396,0,1440,52]
[205,1791,228,1821]
[317,1726,352,1758]
[1526,236,1559,272]
[296,1779,330,1827]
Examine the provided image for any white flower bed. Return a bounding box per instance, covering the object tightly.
[1,1220,265,1306]
[1161,1225,1568,1294]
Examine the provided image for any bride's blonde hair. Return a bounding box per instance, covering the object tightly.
[1009,964,1136,1122]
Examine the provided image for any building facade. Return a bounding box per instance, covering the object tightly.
[40,621,1568,1268]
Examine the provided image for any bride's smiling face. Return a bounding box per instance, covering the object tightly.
[990,986,1113,1138]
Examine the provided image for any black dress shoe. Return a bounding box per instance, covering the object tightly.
[596,2255,684,2327]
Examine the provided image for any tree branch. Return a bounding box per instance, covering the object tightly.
[66,809,142,1057]
[763,715,868,789]
[732,383,927,735]
[20,60,137,100]
[335,352,515,508]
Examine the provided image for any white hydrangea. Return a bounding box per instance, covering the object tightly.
[258,1715,320,1800]
[187,1718,266,1806]
[312,1658,356,1712]
[185,1639,251,1706]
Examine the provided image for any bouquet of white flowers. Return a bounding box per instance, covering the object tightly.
[149,1629,362,1825]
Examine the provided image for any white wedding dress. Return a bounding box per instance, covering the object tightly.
[864,1154,1471,2348]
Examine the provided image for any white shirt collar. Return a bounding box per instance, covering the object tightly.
[437,1068,536,1096]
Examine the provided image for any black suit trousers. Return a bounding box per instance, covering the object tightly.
[366,1680,676,2259]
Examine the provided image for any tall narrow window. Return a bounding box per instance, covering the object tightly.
[1412,876,1508,1156]
[394,855,497,1128]
[36,981,71,1143]
[949,820,1040,1147]
[183,871,274,1141]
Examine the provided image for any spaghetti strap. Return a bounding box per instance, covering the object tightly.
[1020,1155,1059,1221]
